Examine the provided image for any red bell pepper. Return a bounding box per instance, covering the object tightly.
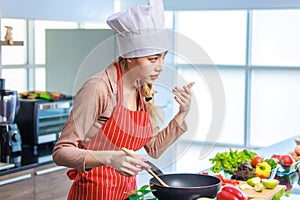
[214,174,240,186]
[217,185,247,200]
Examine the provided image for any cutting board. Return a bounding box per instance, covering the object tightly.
[239,181,286,200]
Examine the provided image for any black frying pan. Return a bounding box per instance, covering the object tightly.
[147,161,221,200]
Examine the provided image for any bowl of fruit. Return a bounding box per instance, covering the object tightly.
[272,153,299,176]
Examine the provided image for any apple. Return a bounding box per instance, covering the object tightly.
[271,154,281,163]
[280,154,294,165]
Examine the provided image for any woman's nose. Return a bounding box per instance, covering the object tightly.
[156,57,164,71]
[155,63,163,72]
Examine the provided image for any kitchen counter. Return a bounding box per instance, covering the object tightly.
[0,144,54,176]
[2,136,300,199]
[256,136,300,196]
[0,143,72,200]
[144,136,300,199]
[205,136,300,199]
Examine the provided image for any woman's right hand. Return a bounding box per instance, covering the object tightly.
[86,150,150,177]
[109,150,150,177]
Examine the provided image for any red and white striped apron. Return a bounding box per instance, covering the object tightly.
[67,63,153,200]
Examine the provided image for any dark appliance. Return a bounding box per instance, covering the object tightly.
[15,98,73,155]
[0,79,22,164]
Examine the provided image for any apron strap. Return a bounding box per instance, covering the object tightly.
[137,82,146,111]
[115,62,123,105]
[115,62,146,111]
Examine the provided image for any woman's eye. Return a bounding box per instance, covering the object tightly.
[149,57,158,62]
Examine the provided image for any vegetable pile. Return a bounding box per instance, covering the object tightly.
[209,148,257,174]
[231,161,256,180]
[210,149,281,180]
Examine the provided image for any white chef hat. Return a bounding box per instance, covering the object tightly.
[106,0,169,58]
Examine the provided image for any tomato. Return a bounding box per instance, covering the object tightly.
[271,154,281,163]
[279,154,294,165]
[252,155,263,167]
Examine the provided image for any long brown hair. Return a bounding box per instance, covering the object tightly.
[118,57,162,124]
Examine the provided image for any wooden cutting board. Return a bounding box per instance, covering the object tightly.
[239,181,286,200]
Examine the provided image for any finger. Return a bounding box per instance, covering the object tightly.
[183,86,192,95]
[130,157,150,170]
[125,165,143,174]
[120,160,144,173]
[186,82,195,89]
[173,88,189,101]
[173,87,187,96]
[174,95,185,105]
[122,148,150,169]
[172,88,182,99]
[173,88,190,101]
[173,82,194,93]
[118,167,137,177]
[122,172,133,177]
[179,90,190,99]
[174,86,191,97]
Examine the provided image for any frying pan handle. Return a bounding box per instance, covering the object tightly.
[145,161,164,176]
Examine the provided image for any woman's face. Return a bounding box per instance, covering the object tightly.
[126,52,166,84]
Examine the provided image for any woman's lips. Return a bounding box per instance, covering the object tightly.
[150,74,159,80]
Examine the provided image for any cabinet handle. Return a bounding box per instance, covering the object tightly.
[0,174,32,186]
[35,166,66,176]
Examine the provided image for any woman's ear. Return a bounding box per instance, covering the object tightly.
[126,58,133,64]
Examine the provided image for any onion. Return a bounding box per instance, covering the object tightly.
[295,145,300,156]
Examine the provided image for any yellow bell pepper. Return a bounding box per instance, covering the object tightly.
[256,162,271,178]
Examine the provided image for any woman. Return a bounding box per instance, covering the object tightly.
[52,0,194,199]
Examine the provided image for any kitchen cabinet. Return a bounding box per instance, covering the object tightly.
[34,163,72,200]
[0,162,72,200]
[0,168,35,200]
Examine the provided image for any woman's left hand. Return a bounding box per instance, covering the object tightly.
[172,82,195,113]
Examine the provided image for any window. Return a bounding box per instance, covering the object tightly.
[1,19,27,65]
[252,10,300,66]
[178,67,245,145]
[35,67,46,91]
[251,69,300,146]
[34,20,78,64]
[175,9,300,173]
[0,19,27,91]
[1,68,27,92]
[250,9,300,146]
[175,9,300,148]
[177,11,247,65]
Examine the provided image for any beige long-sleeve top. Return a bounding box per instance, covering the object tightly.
[52,62,187,172]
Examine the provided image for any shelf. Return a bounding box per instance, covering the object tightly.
[0,41,24,46]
